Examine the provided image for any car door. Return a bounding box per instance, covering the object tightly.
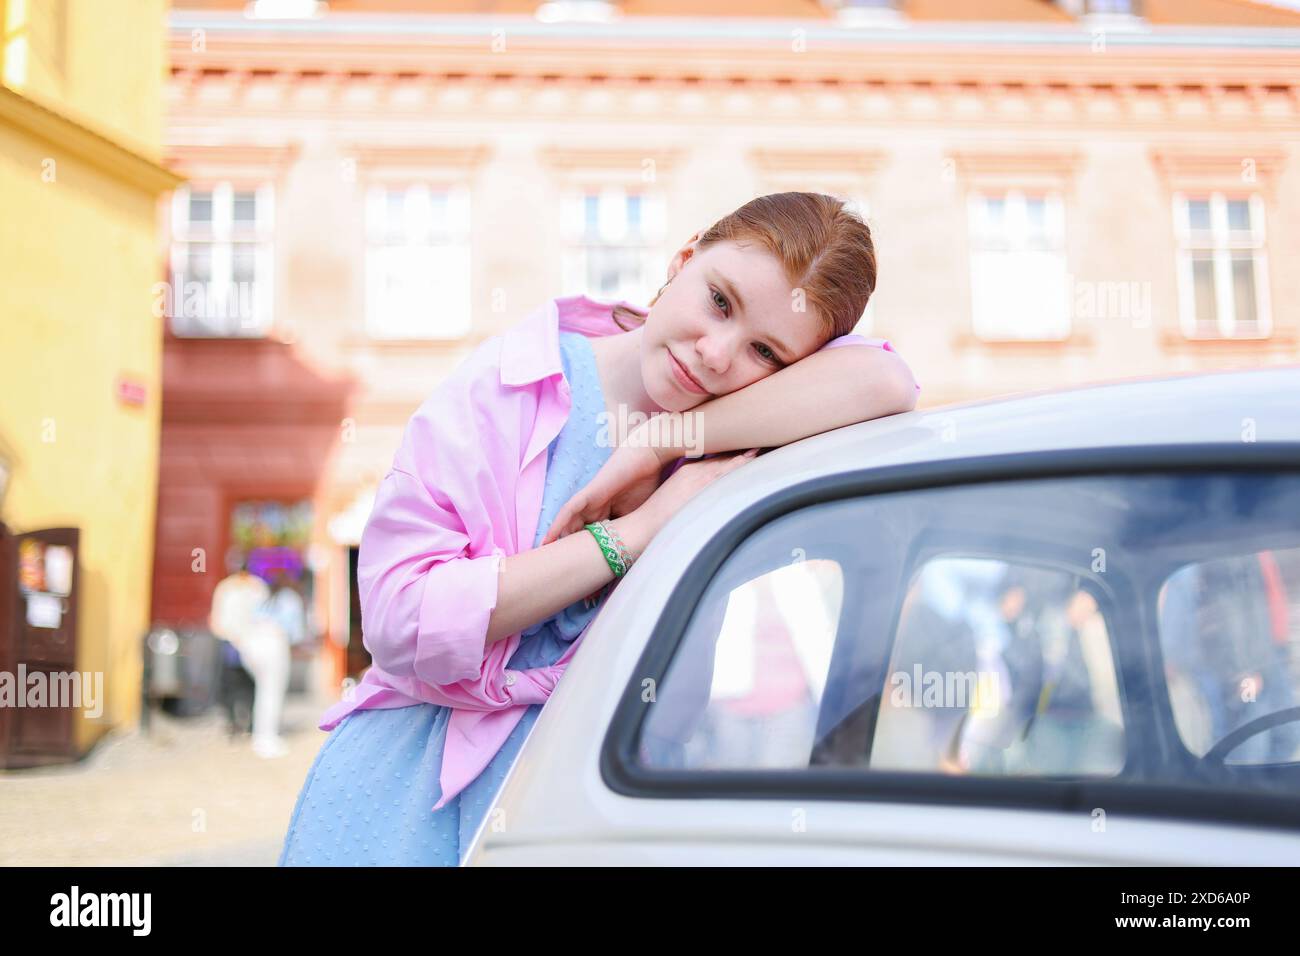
[585,447,1300,868]
[467,444,1300,864]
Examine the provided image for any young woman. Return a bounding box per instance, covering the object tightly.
[277,191,920,866]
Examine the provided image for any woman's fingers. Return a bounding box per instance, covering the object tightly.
[542,507,572,544]
[716,448,758,476]
[543,493,603,544]
[544,449,756,544]
[547,512,576,544]
[717,448,759,470]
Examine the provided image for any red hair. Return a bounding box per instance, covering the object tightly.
[612,191,877,345]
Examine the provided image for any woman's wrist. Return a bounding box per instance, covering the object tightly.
[608,511,657,564]
[628,417,685,467]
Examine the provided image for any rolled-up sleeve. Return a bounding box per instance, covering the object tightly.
[816,332,870,351]
[357,467,506,687]
[818,332,921,402]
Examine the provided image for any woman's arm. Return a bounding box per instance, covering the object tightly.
[485,512,653,645]
[537,345,916,544]
[485,453,773,645]
[640,342,918,464]
[362,457,660,679]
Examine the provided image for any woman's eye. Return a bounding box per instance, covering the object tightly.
[709,286,776,365]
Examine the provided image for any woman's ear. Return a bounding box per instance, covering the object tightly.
[664,229,704,281]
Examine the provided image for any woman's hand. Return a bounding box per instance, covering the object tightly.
[542,415,698,544]
[540,442,759,546]
[540,440,666,545]
[631,448,760,542]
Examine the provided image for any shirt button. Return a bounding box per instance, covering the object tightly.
[504,671,517,686]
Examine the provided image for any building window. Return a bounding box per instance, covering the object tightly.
[534,0,618,23]
[1056,0,1142,16]
[561,186,665,305]
[828,0,905,27]
[1084,0,1139,14]
[967,190,1069,341]
[1173,193,1270,339]
[168,183,275,337]
[2,0,66,90]
[365,183,472,339]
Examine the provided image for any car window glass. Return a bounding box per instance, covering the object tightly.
[870,557,1124,776]
[1159,547,1300,766]
[637,553,844,770]
[635,471,1300,802]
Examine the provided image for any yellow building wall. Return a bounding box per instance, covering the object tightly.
[1,0,177,753]
[3,0,167,154]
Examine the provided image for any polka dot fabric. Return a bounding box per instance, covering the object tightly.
[278,331,613,866]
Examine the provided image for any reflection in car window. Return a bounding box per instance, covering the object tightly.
[642,559,843,770]
[872,557,1124,777]
[636,471,1300,799]
[1159,547,1300,765]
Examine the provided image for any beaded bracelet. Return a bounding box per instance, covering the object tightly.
[602,519,635,573]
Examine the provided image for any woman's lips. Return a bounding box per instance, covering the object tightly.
[668,349,710,395]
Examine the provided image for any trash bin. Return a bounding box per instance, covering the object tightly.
[145,627,183,698]
[142,626,224,718]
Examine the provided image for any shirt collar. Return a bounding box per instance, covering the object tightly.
[499,293,646,388]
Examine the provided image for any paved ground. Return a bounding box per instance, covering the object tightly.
[0,684,334,866]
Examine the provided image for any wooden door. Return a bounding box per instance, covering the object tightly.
[3,526,80,765]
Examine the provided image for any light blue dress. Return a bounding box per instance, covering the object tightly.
[278,331,611,866]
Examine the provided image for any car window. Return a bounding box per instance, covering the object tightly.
[634,470,1300,804]
[638,557,844,770]
[1159,546,1300,766]
[871,557,1124,777]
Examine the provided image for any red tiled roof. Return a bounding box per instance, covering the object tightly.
[170,0,1300,27]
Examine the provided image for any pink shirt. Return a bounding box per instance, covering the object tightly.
[318,293,918,810]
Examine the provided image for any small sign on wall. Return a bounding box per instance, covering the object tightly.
[116,376,148,407]
[26,592,62,629]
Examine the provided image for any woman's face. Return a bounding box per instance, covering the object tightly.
[640,237,828,412]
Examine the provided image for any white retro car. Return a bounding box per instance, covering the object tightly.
[463,367,1300,866]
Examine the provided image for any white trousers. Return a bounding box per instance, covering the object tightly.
[237,623,291,745]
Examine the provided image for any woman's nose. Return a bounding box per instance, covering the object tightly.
[696,336,732,377]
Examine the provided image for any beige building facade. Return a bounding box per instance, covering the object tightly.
[160,0,1300,685]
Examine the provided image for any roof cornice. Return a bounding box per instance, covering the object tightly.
[1,86,184,195]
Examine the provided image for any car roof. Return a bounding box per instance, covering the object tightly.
[763,365,1300,474]
[647,366,1300,565]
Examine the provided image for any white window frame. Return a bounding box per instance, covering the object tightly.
[2,0,67,89]
[832,0,905,28]
[168,182,275,337]
[1080,0,1139,15]
[1057,0,1143,20]
[560,185,666,305]
[1172,192,1271,339]
[364,182,472,340]
[967,189,1069,341]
